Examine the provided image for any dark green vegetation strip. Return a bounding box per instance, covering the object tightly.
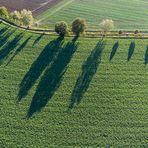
[0,23,148,147]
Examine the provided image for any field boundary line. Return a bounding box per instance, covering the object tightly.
[39,0,75,22]
[32,0,53,14]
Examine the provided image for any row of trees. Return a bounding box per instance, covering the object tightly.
[0,6,34,26]
[55,18,114,39]
[55,18,87,39]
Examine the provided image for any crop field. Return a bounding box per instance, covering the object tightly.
[0,0,60,15]
[1,0,148,31]
[37,0,148,31]
[0,22,148,147]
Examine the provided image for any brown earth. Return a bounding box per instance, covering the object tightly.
[0,0,61,16]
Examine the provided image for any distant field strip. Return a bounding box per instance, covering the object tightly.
[37,0,148,31]
[38,0,75,22]
[32,0,53,13]
[43,0,74,18]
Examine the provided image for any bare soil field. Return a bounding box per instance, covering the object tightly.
[0,0,61,15]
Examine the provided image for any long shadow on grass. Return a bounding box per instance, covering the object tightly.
[127,41,135,61]
[0,29,16,48]
[0,27,9,35]
[0,32,24,64]
[109,41,119,61]
[6,36,32,66]
[144,46,148,65]
[32,34,44,46]
[68,40,105,109]
[17,38,64,102]
[27,41,79,118]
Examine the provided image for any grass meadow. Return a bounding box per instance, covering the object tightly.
[0,22,148,147]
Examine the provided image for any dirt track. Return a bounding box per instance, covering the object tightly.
[0,0,61,15]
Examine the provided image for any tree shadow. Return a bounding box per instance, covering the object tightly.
[0,29,16,48]
[109,41,119,61]
[144,46,148,65]
[17,38,64,102]
[127,42,135,61]
[6,36,32,66]
[27,41,79,118]
[0,32,24,64]
[32,34,44,46]
[0,27,9,35]
[68,40,105,109]
[72,35,81,42]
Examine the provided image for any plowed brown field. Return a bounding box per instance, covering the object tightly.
[0,0,61,15]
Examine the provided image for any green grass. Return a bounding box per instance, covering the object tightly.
[0,22,148,147]
[37,0,148,31]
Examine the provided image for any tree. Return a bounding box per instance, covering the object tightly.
[134,30,139,35]
[100,19,114,34]
[10,11,21,24]
[118,30,123,37]
[20,9,34,27]
[119,30,123,35]
[72,18,86,39]
[55,21,69,38]
[0,6,9,18]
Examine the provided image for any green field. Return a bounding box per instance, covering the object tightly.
[0,22,148,147]
[37,0,148,31]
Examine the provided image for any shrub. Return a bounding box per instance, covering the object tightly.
[134,30,139,34]
[10,11,21,24]
[20,9,34,27]
[72,18,86,37]
[10,9,34,26]
[0,6,9,18]
[34,21,40,27]
[119,30,123,35]
[100,19,114,34]
[55,21,69,38]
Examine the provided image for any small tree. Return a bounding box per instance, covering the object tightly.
[20,9,34,27]
[100,19,114,35]
[119,30,123,35]
[118,30,123,37]
[0,6,9,18]
[55,21,69,38]
[134,30,139,35]
[72,18,86,38]
[10,10,21,24]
